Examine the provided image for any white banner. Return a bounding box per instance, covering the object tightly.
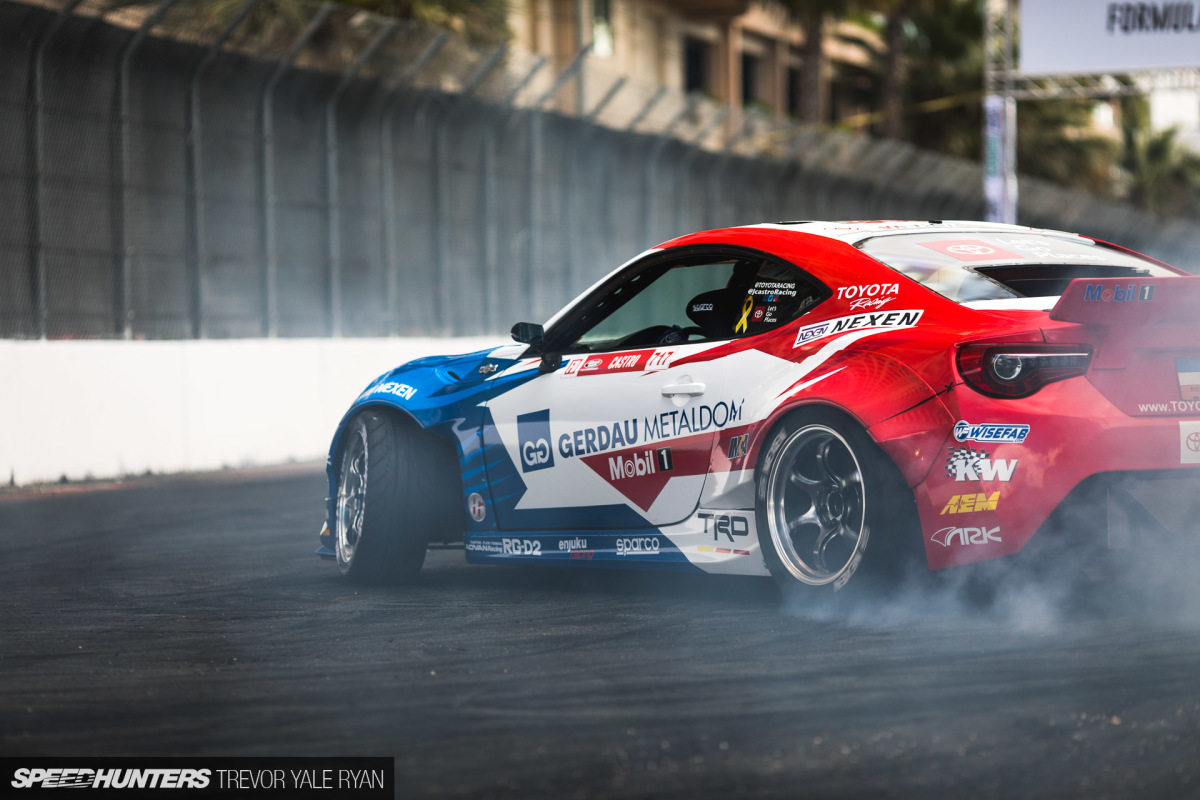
[1021,1,1200,75]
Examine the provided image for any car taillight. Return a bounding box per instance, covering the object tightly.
[957,343,1092,398]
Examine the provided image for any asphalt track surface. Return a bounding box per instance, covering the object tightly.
[4,465,1200,799]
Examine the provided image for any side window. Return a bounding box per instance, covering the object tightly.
[552,253,824,354]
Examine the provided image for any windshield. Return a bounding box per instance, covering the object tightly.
[858,231,1180,303]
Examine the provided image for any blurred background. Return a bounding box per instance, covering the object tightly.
[2,0,1199,484]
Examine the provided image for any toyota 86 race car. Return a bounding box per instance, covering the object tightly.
[317,220,1200,593]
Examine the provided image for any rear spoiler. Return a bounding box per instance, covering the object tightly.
[1049,277,1200,325]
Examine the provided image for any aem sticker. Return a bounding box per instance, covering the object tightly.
[793,309,923,347]
[953,420,1030,444]
[939,493,1000,515]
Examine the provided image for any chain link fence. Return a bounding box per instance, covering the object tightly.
[2,0,1198,340]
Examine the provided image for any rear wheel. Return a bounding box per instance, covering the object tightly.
[755,408,918,593]
[335,410,432,583]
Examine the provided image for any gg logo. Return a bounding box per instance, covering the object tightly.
[522,438,551,466]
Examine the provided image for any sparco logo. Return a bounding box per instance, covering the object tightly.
[616,537,660,556]
[930,526,1002,546]
[517,409,554,473]
[11,768,212,789]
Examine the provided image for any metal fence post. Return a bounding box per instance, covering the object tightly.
[27,0,84,339]
[259,3,334,338]
[524,45,593,320]
[430,45,507,335]
[675,104,729,234]
[563,76,626,298]
[378,31,448,335]
[323,20,399,338]
[185,0,261,339]
[478,57,547,333]
[641,93,699,247]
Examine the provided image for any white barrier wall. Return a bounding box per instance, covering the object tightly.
[0,337,503,487]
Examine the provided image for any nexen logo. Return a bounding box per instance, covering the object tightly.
[930,526,1002,546]
[517,410,554,473]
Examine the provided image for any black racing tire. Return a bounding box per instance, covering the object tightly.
[754,406,921,594]
[334,409,435,584]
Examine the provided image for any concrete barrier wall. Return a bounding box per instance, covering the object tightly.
[0,337,503,486]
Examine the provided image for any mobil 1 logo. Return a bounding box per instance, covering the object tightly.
[517,409,554,473]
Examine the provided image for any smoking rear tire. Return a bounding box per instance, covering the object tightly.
[335,410,433,584]
[754,407,919,594]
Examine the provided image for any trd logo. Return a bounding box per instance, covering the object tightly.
[698,512,750,542]
[517,409,554,473]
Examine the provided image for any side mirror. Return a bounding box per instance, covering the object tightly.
[510,322,545,348]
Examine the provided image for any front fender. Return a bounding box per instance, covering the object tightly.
[322,346,520,539]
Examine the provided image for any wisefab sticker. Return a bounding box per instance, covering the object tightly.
[953,420,1030,444]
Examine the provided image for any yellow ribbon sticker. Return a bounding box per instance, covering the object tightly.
[734,295,754,333]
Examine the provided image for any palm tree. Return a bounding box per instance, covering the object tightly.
[781,0,855,124]
[1121,95,1200,218]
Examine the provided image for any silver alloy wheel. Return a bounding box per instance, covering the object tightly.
[336,424,369,571]
[765,424,869,586]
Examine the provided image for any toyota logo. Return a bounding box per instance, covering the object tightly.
[946,244,995,255]
[1188,432,1200,453]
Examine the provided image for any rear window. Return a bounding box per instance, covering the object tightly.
[858,231,1179,303]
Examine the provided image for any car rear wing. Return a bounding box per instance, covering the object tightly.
[1049,276,1200,326]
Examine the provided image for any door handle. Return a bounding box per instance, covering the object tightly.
[661,381,705,398]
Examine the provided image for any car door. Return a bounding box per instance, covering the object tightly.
[483,340,733,530]
[481,249,815,531]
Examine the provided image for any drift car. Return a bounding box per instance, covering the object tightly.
[318,221,1200,591]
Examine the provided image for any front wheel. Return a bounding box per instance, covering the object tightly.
[335,410,432,583]
[755,408,918,593]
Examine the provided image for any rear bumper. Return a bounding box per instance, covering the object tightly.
[913,378,1200,570]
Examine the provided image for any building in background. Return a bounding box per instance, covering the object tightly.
[506,0,878,134]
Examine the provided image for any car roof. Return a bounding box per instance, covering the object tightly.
[741,220,1091,246]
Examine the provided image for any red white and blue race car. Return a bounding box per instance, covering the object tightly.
[317,220,1200,592]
